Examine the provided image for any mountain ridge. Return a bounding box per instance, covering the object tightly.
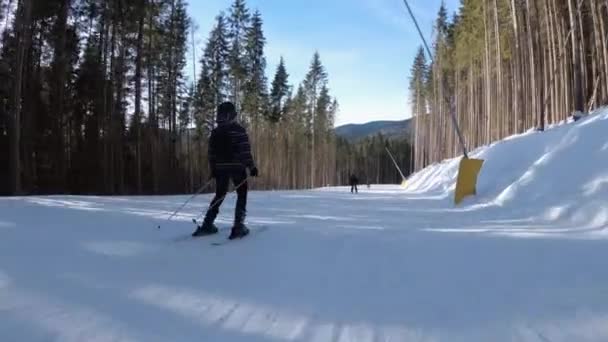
[334,118,412,142]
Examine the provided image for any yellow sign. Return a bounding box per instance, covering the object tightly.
[454,157,484,205]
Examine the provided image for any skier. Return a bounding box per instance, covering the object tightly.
[350,173,359,194]
[192,102,258,239]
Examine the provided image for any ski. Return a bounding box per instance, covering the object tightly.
[211,225,269,246]
[171,231,224,242]
[170,219,222,242]
[171,223,268,243]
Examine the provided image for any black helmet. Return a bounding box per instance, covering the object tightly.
[217,101,237,124]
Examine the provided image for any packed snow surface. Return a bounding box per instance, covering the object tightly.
[1,108,608,341]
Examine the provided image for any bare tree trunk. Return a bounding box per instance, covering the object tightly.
[568,0,584,112]
[469,63,474,147]
[534,0,545,131]
[311,91,316,188]
[600,1,608,105]
[593,0,608,105]
[102,2,113,194]
[524,0,537,129]
[588,75,601,110]
[545,0,557,124]
[148,7,159,194]
[493,0,503,139]
[50,0,70,192]
[9,0,32,195]
[168,0,177,190]
[116,33,127,194]
[483,0,492,143]
[556,0,567,119]
[189,21,197,193]
[134,0,145,194]
[576,0,587,108]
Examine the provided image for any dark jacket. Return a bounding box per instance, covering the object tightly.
[208,121,255,173]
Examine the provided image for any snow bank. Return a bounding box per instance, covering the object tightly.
[405,107,608,230]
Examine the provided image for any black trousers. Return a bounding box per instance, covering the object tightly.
[204,169,248,224]
[351,184,358,193]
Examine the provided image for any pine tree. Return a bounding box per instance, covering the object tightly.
[303,52,328,188]
[304,52,327,187]
[154,0,190,190]
[269,57,290,123]
[194,60,215,137]
[179,85,194,131]
[290,84,309,188]
[206,13,229,111]
[191,12,229,184]
[315,85,332,132]
[242,9,267,127]
[227,0,250,110]
[409,46,428,171]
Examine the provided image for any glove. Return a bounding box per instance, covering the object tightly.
[249,167,258,177]
[210,169,217,179]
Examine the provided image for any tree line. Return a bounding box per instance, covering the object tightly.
[0,0,351,195]
[409,0,608,171]
[336,135,412,186]
[1,0,193,195]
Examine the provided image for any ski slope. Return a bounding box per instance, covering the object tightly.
[1,109,608,341]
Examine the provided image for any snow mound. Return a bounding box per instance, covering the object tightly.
[405,107,608,230]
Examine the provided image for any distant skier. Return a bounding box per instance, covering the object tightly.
[350,174,359,194]
[192,102,258,240]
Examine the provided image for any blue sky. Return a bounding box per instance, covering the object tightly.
[187,0,460,126]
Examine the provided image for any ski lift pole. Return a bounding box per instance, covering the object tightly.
[400,0,483,204]
[401,0,467,158]
[401,0,433,60]
[385,146,406,181]
[448,97,469,158]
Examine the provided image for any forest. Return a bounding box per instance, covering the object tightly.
[1,0,412,195]
[409,0,608,171]
[336,134,412,186]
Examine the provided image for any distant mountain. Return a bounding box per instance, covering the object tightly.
[334,118,412,142]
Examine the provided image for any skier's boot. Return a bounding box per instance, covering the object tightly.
[192,218,219,237]
[229,209,249,240]
[228,222,249,240]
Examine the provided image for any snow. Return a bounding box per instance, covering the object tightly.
[1,108,608,341]
[406,106,608,236]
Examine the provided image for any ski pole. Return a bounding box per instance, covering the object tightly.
[158,179,214,229]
